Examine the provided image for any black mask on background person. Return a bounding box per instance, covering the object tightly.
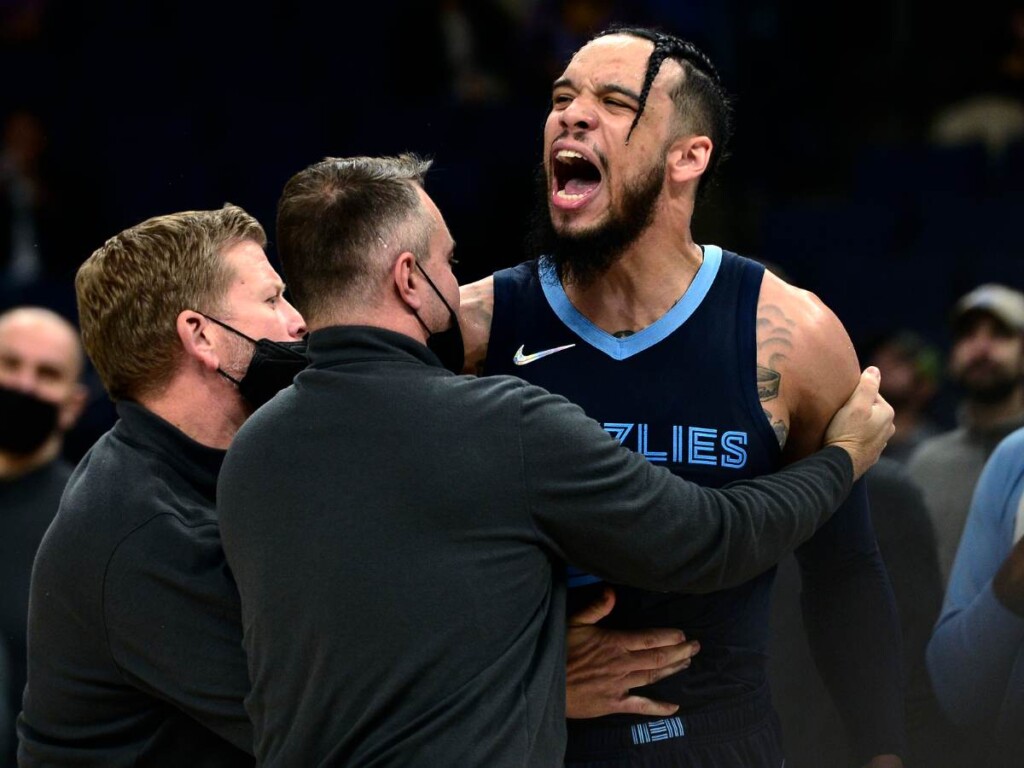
[414,261,465,374]
[0,384,60,455]
[200,314,309,410]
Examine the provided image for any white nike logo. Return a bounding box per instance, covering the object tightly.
[513,343,576,366]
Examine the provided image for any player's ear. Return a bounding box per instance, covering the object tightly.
[666,135,711,184]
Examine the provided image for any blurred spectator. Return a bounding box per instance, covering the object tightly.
[0,306,85,767]
[908,283,1024,583]
[0,641,10,763]
[519,0,624,90]
[438,0,513,105]
[864,329,942,463]
[397,0,518,107]
[770,456,955,767]
[929,3,1024,160]
[927,426,1024,768]
[0,108,83,319]
[0,111,49,291]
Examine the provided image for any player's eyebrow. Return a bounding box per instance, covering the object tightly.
[552,77,641,103]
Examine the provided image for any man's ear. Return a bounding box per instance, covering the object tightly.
[666,135,712,185]
[393,252,423,311]
[176,310,221,373]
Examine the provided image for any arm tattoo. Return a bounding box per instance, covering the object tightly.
[757,304,796,448]
[757,366,780,401]
[763,408,789,449]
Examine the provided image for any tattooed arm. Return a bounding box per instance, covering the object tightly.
[459,276,495,375]
[756,270,862,457]
[757,270,906,767]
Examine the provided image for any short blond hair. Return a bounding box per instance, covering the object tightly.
[76,204,265,401]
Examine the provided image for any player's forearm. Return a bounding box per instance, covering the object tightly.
[797,483,907,761]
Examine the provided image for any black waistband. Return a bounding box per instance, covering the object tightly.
[565,684,776,757]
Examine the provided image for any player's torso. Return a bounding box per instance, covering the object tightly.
[485,247,783,712]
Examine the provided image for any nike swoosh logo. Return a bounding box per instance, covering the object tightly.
[513,343,576,366]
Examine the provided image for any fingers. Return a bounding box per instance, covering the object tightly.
[615,695,681,717]
[564,626,699,718]
[615,626,688,651]
[862,367,895,438]
[622,638,700,669]
[623,644,700,688]
[849,366,881,409]
[567,586,616,627]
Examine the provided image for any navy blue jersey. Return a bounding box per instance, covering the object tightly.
[485,246,783,713]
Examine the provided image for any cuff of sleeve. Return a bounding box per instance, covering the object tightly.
[983,580,1024,644]
[820,444,855,490]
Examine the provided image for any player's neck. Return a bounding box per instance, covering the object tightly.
[564,229,704,336]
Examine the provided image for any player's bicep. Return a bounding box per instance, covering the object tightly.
[771,284,860,461]
[459,276,494,374]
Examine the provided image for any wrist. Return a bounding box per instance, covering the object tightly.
[993,563,1024,617]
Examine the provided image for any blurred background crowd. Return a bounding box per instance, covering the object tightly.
[1,1,1023,766]
[2,0,1024,452]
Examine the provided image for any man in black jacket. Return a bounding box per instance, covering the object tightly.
[18,205,307,767]
[0,306,86,765]
[217,154,894,767]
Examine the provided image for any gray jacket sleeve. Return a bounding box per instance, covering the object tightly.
[518,384,853,594]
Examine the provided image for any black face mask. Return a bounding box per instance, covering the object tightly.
[414,262,465,375]
[0,384,60,455]
[201,315,309,410]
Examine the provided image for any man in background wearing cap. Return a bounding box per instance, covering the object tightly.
[908,283,1024,584]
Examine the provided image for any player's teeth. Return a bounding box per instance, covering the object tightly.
[556,150,584,161]
[556,190,585,200]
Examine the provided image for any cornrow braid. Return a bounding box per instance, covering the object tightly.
[595,26,721,143]
[591,26,733,195]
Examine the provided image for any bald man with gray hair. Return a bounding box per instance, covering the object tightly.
[0,306,87,765]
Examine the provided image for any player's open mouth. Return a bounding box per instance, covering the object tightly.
[551,147,603,209]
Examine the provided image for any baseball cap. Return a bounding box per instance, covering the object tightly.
[951,283,1024,335]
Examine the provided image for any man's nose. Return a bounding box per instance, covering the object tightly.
[560,98,597,132]
[284,301,307,339]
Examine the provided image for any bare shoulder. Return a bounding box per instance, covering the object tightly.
[758,270,860,457]
[459,275,495,375]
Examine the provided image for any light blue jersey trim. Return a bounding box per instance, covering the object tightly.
[538,245,723,360]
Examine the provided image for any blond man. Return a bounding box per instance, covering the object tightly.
[18,205,305,767]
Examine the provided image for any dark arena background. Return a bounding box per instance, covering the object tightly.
[2,0,1023,450]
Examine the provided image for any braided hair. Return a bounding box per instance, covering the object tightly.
[593,26,733,194]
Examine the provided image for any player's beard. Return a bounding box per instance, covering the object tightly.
[527,159,664,289]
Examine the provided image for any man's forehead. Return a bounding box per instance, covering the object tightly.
[563,35,682,90]
[0,316,80,368]
[224,240,282,286]
[419,187,453,241]
[575,34,653,61]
